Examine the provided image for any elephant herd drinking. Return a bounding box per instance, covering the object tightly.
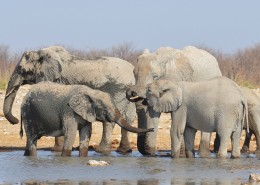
[2,45,260,158]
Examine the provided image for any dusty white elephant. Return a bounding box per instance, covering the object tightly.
[145,77,248,159]
[20,82,153,157]
[4,46,136,154]
[126,46,222,157]
[214,86,260,156]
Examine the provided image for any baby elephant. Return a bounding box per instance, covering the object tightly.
[21,82,153,157]
[146,77,248,159]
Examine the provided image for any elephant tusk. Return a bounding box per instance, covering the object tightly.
[5,87,17,98]
[130,96,140,100]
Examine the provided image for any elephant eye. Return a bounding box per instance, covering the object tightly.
[25,55,29,60]
[152,72,159,80]
[159,89,168,97]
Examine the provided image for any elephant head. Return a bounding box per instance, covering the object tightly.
[146,80,182,113]
[3,46,69,124]
[126,46,222,155]
[68,87,154,134]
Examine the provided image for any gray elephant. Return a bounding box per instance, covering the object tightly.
[214,86,260,156]
[145,77,248,159]
[126,46,222,156]
[20,82,153,157]
[4,46,136,154]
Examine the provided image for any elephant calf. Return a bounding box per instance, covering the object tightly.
[146,77,248,159]
[21,82,153,157]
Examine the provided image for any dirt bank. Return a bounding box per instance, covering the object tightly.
[0,85,256,153]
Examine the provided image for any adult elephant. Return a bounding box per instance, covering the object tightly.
[126,46,222,156]
[4,46,136,154]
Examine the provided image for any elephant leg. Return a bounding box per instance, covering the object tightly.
[79,123,92,157]
[61,117,77,157]
[241,130,252,153]
[116,100,135,154]
[52,136,64,152]
[249,111,260,156]
[24,136,37,156]
[171,111,186,158]
[217,133,229,159]
[230,128,242,159]
[184,126,196,158]
[213,133,220,153]
[116,128,132,153]
[95,122,114,154]
[198,132,212,158]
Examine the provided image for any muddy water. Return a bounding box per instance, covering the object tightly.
[0,150,259,185]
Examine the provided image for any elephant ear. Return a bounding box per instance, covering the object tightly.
[68,94,96,122]
[153,81,183,113]
[35,50,62,82]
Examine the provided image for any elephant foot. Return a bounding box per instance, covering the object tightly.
[231,154,240,159]
[51,145,63,152]
[198,148,211,158]
[94,145,111,154]
[185,150,195,158]
[217,153,228,159]
[79,147,88,157]
[24,149,37,156]
[116,144,132,154]
[51,137,64,152]
[61,149,72,157]
[171,150,180,158]
[240,146,249,153]
[255,149,260,156]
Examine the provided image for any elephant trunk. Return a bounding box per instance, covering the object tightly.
[127,84,160,155]
[114,109,154,134]
[3,70,22,124]
[136,102,160,155]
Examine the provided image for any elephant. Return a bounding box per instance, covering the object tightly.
[214,86,260,156]
[145,77,248,159]
[126,46,222,156]
[3,46,136,154]
[20,82,153,157]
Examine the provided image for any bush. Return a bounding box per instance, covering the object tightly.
[66,42,142,65]
[198,44,260,88]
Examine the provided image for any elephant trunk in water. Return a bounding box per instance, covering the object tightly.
[3,70,22,125]
[126,85,159,155]
[114,109,154,134]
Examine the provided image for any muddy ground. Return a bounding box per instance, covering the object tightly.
[0,85,257,153]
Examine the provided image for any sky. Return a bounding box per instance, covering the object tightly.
[1,1,260,54]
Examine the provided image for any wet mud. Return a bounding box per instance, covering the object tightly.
[0,150,259,184]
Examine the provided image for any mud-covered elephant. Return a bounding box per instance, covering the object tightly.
[4,46,136,154]
[146,77,248,159]
[214,86,260,156]
[21,82,153,157]
[126,46,222,156]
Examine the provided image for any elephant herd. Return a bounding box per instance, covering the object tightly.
[2,45,260,158]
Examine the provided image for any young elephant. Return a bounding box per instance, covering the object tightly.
[21,82,153,157]
[146,77,248,159]
[214,86,260,156]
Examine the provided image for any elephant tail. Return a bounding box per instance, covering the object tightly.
[242,100,249,134]
[20,114,23,139]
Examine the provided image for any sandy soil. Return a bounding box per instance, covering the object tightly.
[0,85,256,153]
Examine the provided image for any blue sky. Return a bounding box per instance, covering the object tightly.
[1,1,260,54]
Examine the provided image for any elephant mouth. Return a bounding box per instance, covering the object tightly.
[129,95,144,102]
[22,79,36,85]
[129,96,148,106]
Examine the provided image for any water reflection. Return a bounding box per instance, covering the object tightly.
[0,150,258,185]
[19,178,248,185]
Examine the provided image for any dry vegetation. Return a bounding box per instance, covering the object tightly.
[1,42,260,90]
